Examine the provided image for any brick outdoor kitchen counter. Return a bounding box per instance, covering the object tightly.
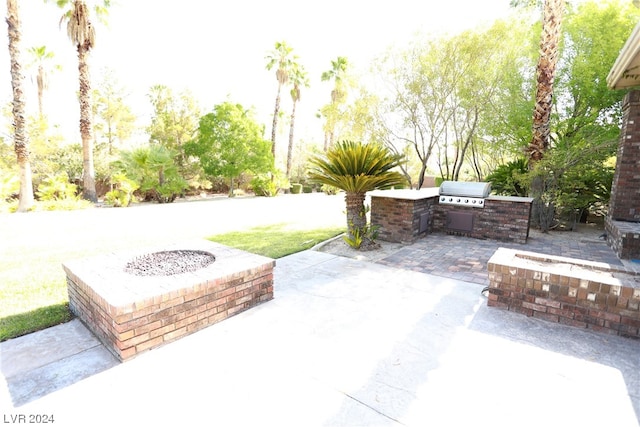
[369,188,533,244]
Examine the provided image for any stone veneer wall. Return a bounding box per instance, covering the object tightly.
[487,248,640,338]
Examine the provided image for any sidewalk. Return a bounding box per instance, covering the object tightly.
[2,245,639,426]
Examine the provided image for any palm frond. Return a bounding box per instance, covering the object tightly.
[308,140,407,193]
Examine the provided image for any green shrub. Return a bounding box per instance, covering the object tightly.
[303,185,313,193]
[321,184,339,195]
[113,146,188,203]
[36,172,78,201]
[250,175,278,197]
[343,206,380,249]
[486,158,528,197]
[0,170,19,202]
[105,173,139,207]
[290,183,302,194]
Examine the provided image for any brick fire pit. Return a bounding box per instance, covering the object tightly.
[63,240,274,361]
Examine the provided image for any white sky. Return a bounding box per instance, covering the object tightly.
[1,0,514,150]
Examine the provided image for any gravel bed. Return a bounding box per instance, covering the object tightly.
[124,250,216,276]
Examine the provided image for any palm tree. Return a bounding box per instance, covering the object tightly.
[265,41,295,158]
[48,0,110,202]
[321,56,348,151]
[525,0,564,232]
[27,46,59,118]
[527,0,563,164]
[286,63,309,178]
[308,140,406,249]
[6,0,34,212]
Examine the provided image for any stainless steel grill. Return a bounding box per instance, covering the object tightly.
[438,181,491,208]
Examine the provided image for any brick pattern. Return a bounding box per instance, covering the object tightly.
[371,195,532,244]
[487,248,640,338]
[66,257,274,362]
[371,196,435,243]
[605,217,640,260]
[432,197,532,244]
[609,90,640,222]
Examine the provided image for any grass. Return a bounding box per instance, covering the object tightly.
[0,305,73,342]
[1,221,344,342]
[0,244,85,342]
[208,223,344,259]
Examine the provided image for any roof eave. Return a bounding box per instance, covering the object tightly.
[607,21,640,90]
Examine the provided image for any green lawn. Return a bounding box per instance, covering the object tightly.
[0,246,80,342]
[208,223,343,259]
[0,223,343,342]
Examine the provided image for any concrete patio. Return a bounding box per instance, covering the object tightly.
[1,237,639,426]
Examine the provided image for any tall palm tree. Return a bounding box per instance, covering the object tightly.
[286,63,309,178]
[265,41,295,158]
[321,56,349,150]
[6,0,34,212]
[48,0,110,202]
[308,140,406,249]
[27,46,59,118]
[527,0,564,164]
[524,0,564,232]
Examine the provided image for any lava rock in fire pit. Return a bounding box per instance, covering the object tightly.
[124,250,215,276]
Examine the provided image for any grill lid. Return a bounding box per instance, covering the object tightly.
[439,181,491,198]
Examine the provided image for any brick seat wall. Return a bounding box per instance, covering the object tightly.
[487,247,640,338]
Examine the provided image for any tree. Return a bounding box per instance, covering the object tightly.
[286,63,309,178]
[6,0,34,212]
[26,46,60,118]
[377,19,530,188]
[523,0,564,231]
[147,84,200,180]
[185,102,274,197]
[533,0,638,228]
[92,69,135,155]
[48,0,111,203]
[307,141,406,249]
[486,0,639,230]
[554,0,637,146]
[265,41,295,157]
[321,56,349,150]
[114,145,188,203]
[526,0,564,164]
[378,39,459,189]
[504,0,636,230]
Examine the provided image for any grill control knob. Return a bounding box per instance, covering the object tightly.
[472,199,476,204]
[464,199,469,203]
[456,198,461,203]
[440,197,445,202]
[479,200,484,205]
[448,197,453,202]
